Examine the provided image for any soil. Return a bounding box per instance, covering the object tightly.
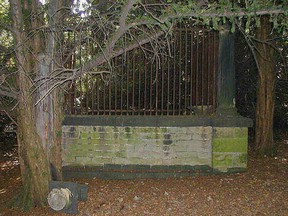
[0,137,287,216]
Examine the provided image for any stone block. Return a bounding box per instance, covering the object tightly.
[213,137,247,153]
[94,143,113,152]
[112,157,130,164]
[169,133,193,141]
[166,127,187,134]
[114,150,127,158]
[212,153,235,171]
[172,140,211,153]
[197,151,211,159]
[75,156,92,165]
[187,127,213,140]
[90,156,112,165]
[232,153,247,167]
[213,127,248,138]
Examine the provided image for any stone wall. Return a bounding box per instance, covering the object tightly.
[62,126,212,167]
[62,117,251,178]
[213,127,248,172]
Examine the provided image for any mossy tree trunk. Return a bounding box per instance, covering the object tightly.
[10,0,63,209]
[11,0,52,208]
[254,16,276,156]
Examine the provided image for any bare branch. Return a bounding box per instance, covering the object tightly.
[0,85,18,99]
[81,30,165,75]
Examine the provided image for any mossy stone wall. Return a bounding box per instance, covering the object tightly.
[212,127,248,172]
[62,124,249,177]
[62,126,213,167]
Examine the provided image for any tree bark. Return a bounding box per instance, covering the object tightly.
[9,0,67,209]
[10,0,51,209]
[255,16,276,156]
[35,0,64,181]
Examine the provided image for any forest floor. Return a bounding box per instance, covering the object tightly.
[0,134,288,216]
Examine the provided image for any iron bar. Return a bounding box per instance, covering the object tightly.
[65,26,219,116]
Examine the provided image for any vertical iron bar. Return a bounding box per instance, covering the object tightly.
[103,76,106,115]
[126,52,129,115]
[184,26,188,115]
[132,50,135,115]
[213,32,217,113]
[138,51,141,115]
[108,66,112,116]
[86,79,89,114]
[190,29,194,114]
[201,31,205,114]
[92,79,95,115]
[79,79,83,115]
[173,31,176,115]
[167,50,170,115]
[207,31,211,113]
[120,56,123,115]
[155,60,158,116]
[195,29,199,109]
[96,78,99,115]
[73,83,77,115]
[178,24,182,115]
[161,55,164,115]
[149,57,153,115]
[144,49,147,116]
[114,58,118,115]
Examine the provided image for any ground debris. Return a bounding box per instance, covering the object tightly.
[0,139,288,216]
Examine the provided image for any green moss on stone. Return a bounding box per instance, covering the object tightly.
[80,132,88,139]
[213,154,234,167]
[232,153,247,167]
[115,151,127,158]
[214,127,248,139]
[160,127,168,133]
[239,153,247,163]
[213,137,247,153]
[235,128,248,137]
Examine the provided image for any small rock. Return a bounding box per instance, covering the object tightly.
[164,191,169,196]
[134,196,141,201]
[207,196,213,201]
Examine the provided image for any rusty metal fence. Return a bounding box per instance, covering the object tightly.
[64,26,219,116]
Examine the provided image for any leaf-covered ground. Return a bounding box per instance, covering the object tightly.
[0,137,287,216]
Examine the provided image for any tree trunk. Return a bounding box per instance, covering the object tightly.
[36,0,64,180]
[11,0,51,209]
[10,0,63,209]
[255,16,276,156]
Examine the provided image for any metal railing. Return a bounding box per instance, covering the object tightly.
[64,26,219,116]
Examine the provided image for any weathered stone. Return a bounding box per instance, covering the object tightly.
[75,156,92,165]
[213,127,247,138]
[62,125,248,173]
[212,153,235,172]
[213,137,247,153]
[90,157,112,165]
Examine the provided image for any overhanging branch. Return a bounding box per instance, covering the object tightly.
[81,30,165,75]
[133,9,286,27]
[0,86,18,99]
